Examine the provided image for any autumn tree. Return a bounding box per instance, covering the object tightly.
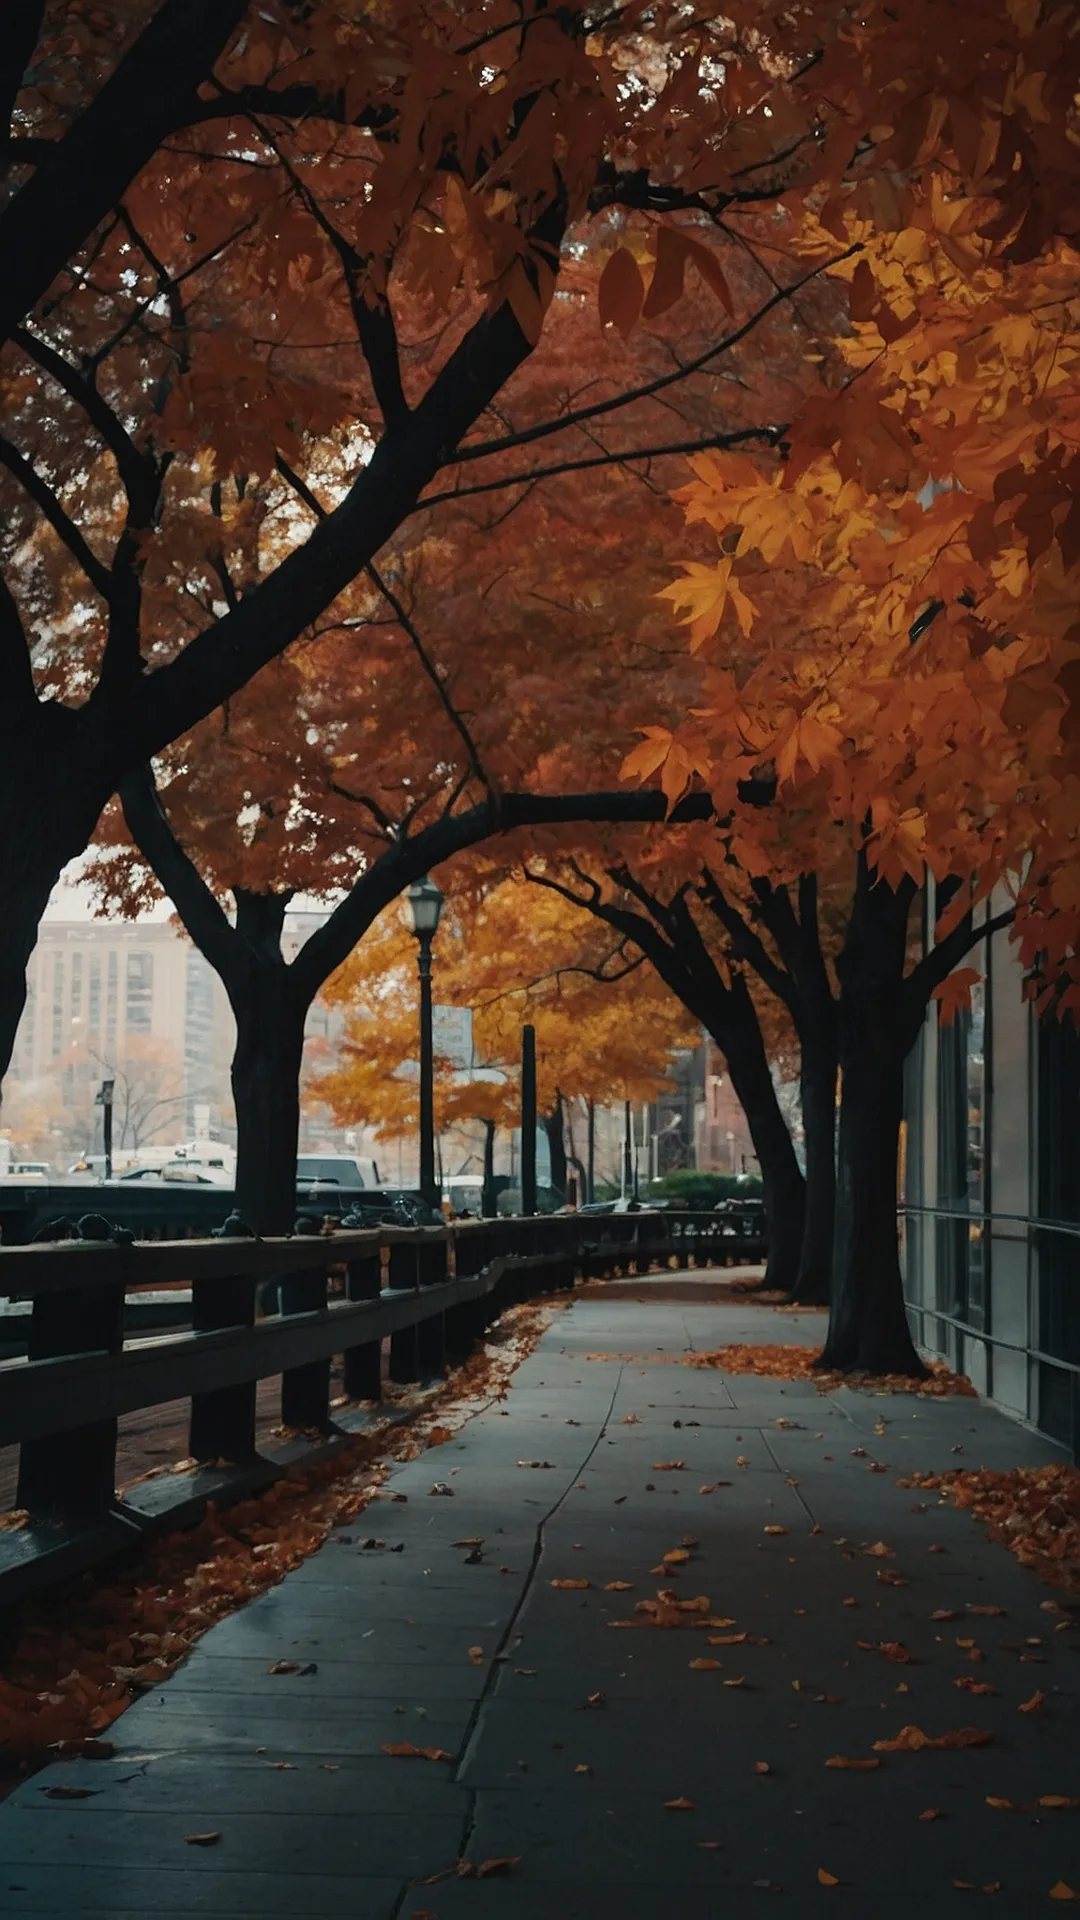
[629,147,1080,1368]
[2,0,1073,1097]
[314,884,699,1204]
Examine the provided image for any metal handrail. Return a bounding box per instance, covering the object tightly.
[899,1201,1080,1241]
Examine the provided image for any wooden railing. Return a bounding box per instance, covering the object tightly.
[0,1209,762,1604]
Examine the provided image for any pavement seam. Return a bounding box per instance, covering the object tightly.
[385,1366,624,1918]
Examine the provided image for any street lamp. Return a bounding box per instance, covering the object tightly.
[405,875,444,1210]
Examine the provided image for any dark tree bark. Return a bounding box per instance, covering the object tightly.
[481,1118,497,1218]
[228,894,307,1237]
[543,1094,568,1200]
[527,873,805,1294]
[699,870,836,1306]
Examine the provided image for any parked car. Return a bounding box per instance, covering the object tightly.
[296,1155,368,1196]
[11,1161,50,1180]
[118,1159,233,1186]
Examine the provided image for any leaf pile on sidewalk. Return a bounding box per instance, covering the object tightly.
[586,1343,973,1396]
[0,1298,563,1781]
[900,1465,1080,1593]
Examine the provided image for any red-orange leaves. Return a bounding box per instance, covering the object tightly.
[872,1726,993,1753]
[598,248,644,337]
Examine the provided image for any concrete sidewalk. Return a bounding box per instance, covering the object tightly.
[1,1295,1076,1918]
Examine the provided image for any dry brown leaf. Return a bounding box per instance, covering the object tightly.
[857,1640,911,1664]
[381,1742,452,1762]
[663,1549,690,1564]
[818,1869,840,1886]
[652,1461,686,1472]
[425,1426,454,1448]
[574,1762,591,1774]
[1042,1797,1080,1810]
[1050,1884,1080,1902]
[724,1676,748,1688]
[1019,1689,1046,1713]
[585,1691,606,1708]
[754,1760,771,1774]
[550,1578,590,1591]
[986,1797,1016,1810]
[604,1580,633,1592]
[826,1756,881,1771]
[966,1604,1005,1617]
[707,1631,748,1646]
[864,1541,894,1558]
[689,1658,721,1671]
[699,1483,718,1494]
[931,1608,962,1621]
[872,1725,993,1753]
[763,1525,789,1536]
[955,1679,997,1695]
[919,1808,942,1821]
[664,1796,696,1810]
[475,1858,521,1878]
[467,1646,484,1666]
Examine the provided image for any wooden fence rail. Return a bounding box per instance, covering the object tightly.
[0,1209,761,1606]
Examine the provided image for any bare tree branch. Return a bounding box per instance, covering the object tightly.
[0,436,113,600]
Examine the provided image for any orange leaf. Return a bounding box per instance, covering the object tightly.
[665,1796,696,1810]
[919,1808,942,1822]
[684,236,734,313]
[818,1868,841,1887]
[551,1579,591,1591]
[1050,1885,1080,1902]
[754,1760,771,1774]
[475,1858,521,1878]
[381,1742,452,1762]
[652,1462,686,1471]
[604,1581,633,1592]
[598,248,644,337]
[826,1755,881,1771]
[1019,1690,1046,1713]
[763,1525,789,1536]
[932,968,982,1026]
[1041,1797,1080,1810]
[873,1725,993,1753]
[689,1658,722,1671]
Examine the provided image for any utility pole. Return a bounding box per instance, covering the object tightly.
[95,1078,115,1180]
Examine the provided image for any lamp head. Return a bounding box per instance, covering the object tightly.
[406,873,444,940]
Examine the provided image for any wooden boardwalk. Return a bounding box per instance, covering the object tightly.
[0,1292,1076,1918]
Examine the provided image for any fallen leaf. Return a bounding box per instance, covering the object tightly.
[475,1858,521,1878]
[826,1756,880,1771]
[931,1609,962,1621]
[585,1691,606,1708]
[574,1762,591,1774]
[736,1456,750,1468]
[864,1541,894,1558]
[919,1808,942,1821]
[699,1484,718,1494]
[708,1632,748,1646]
[551,1579,590,1591]
[652,1462,686,1472]
[986,1797,1017,1810]
[955,1679,997,1695]
[873,1725,993,1753]
[763,1525,789,1536]
[664,1796,696,1810]
[754,1760,771,1774]
[268,1660,302,1674]
[468,1647,485,1666]
[857,1640,911,1664]
[429,1482,455,1495]
[425,1426,453,1448]
[967,1604,1006,1617]
[663,1549,691,1564]
[1019,1690,1046,1714]
[689,1658,722,1671]
[818,1868,840,1886]
[185,1832,221,1847]
[604,1581,633,1592]
[1050,1884,1080,1902]
[381,1742,452,1762]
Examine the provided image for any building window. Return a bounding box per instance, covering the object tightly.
[184,951,215,1127]
[126,951,153,1032]
[71,951,82,1022]
[936,974,988,1329]
[88,955,101,1033]
[51,954,64,1058]
[1036,1013,1080,1441]
[106,951,117,1052]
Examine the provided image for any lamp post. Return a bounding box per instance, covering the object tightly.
[406,875,444,1210]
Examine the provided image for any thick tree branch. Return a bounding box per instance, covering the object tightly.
[1,3,45,157]
[0,569,35,709]
[119,764,239,985]
[0,0,249,344]
[0,436,112,600]
[11,323,159,511]
[903,903,1016,1027]
[698,867,793,1008]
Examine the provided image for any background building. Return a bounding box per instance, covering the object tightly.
[903,893,1080,1451]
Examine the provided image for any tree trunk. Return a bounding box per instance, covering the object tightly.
[818,863,927,1376]
[229,965,306,1237]
[543,1094,567,1200]
[481,1118,497,1218]
[706,977,805,1295]
[786,1032,837,1306]
[0,715,111,1083]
